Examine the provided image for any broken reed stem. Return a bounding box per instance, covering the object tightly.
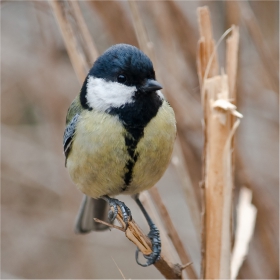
[50,1,182,278]
[149,187,198,279]
[197,6,241,279]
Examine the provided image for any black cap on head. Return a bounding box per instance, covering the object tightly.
[89,44,156,88]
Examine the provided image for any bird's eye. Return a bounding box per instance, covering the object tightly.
[117,74,127,83]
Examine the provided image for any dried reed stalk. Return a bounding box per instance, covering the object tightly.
[50,0,183,278]
[197,6,242,279]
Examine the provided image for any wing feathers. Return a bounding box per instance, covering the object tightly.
[63,113,79,165]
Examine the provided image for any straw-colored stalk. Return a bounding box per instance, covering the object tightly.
[197,7,242,279]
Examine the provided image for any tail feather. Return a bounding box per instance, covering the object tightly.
[75,195,110,233]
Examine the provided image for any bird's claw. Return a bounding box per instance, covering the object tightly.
[135,224,161,267]
[107,197,132,228]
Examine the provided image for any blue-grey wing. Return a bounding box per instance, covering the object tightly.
[63,113,79,165]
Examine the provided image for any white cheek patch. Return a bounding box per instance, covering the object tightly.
[157,90,165,100]
[86,76,136,112]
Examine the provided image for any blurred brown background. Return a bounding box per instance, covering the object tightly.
[1,1,278,279]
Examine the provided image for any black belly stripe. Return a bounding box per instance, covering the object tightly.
[122,128,142,190]
[107,91,163,191]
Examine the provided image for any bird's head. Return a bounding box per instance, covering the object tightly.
[80,44,163,112]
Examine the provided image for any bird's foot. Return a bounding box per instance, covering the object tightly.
[102,196,132,228]
[135,223,161,267]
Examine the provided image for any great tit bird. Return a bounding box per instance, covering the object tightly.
[63,44,176,266]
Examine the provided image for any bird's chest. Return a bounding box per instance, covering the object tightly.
[67,102,176,197]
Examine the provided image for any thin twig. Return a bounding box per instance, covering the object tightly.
[93,218,125,232]
[181,262,193,270]
[112,257,126,280]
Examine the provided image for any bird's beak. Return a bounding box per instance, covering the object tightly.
[139,79,163,93]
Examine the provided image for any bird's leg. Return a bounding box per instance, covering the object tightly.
[132,194,161,267]
[101,195,132,228]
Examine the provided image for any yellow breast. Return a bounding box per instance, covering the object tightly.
[66,101,176,198]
